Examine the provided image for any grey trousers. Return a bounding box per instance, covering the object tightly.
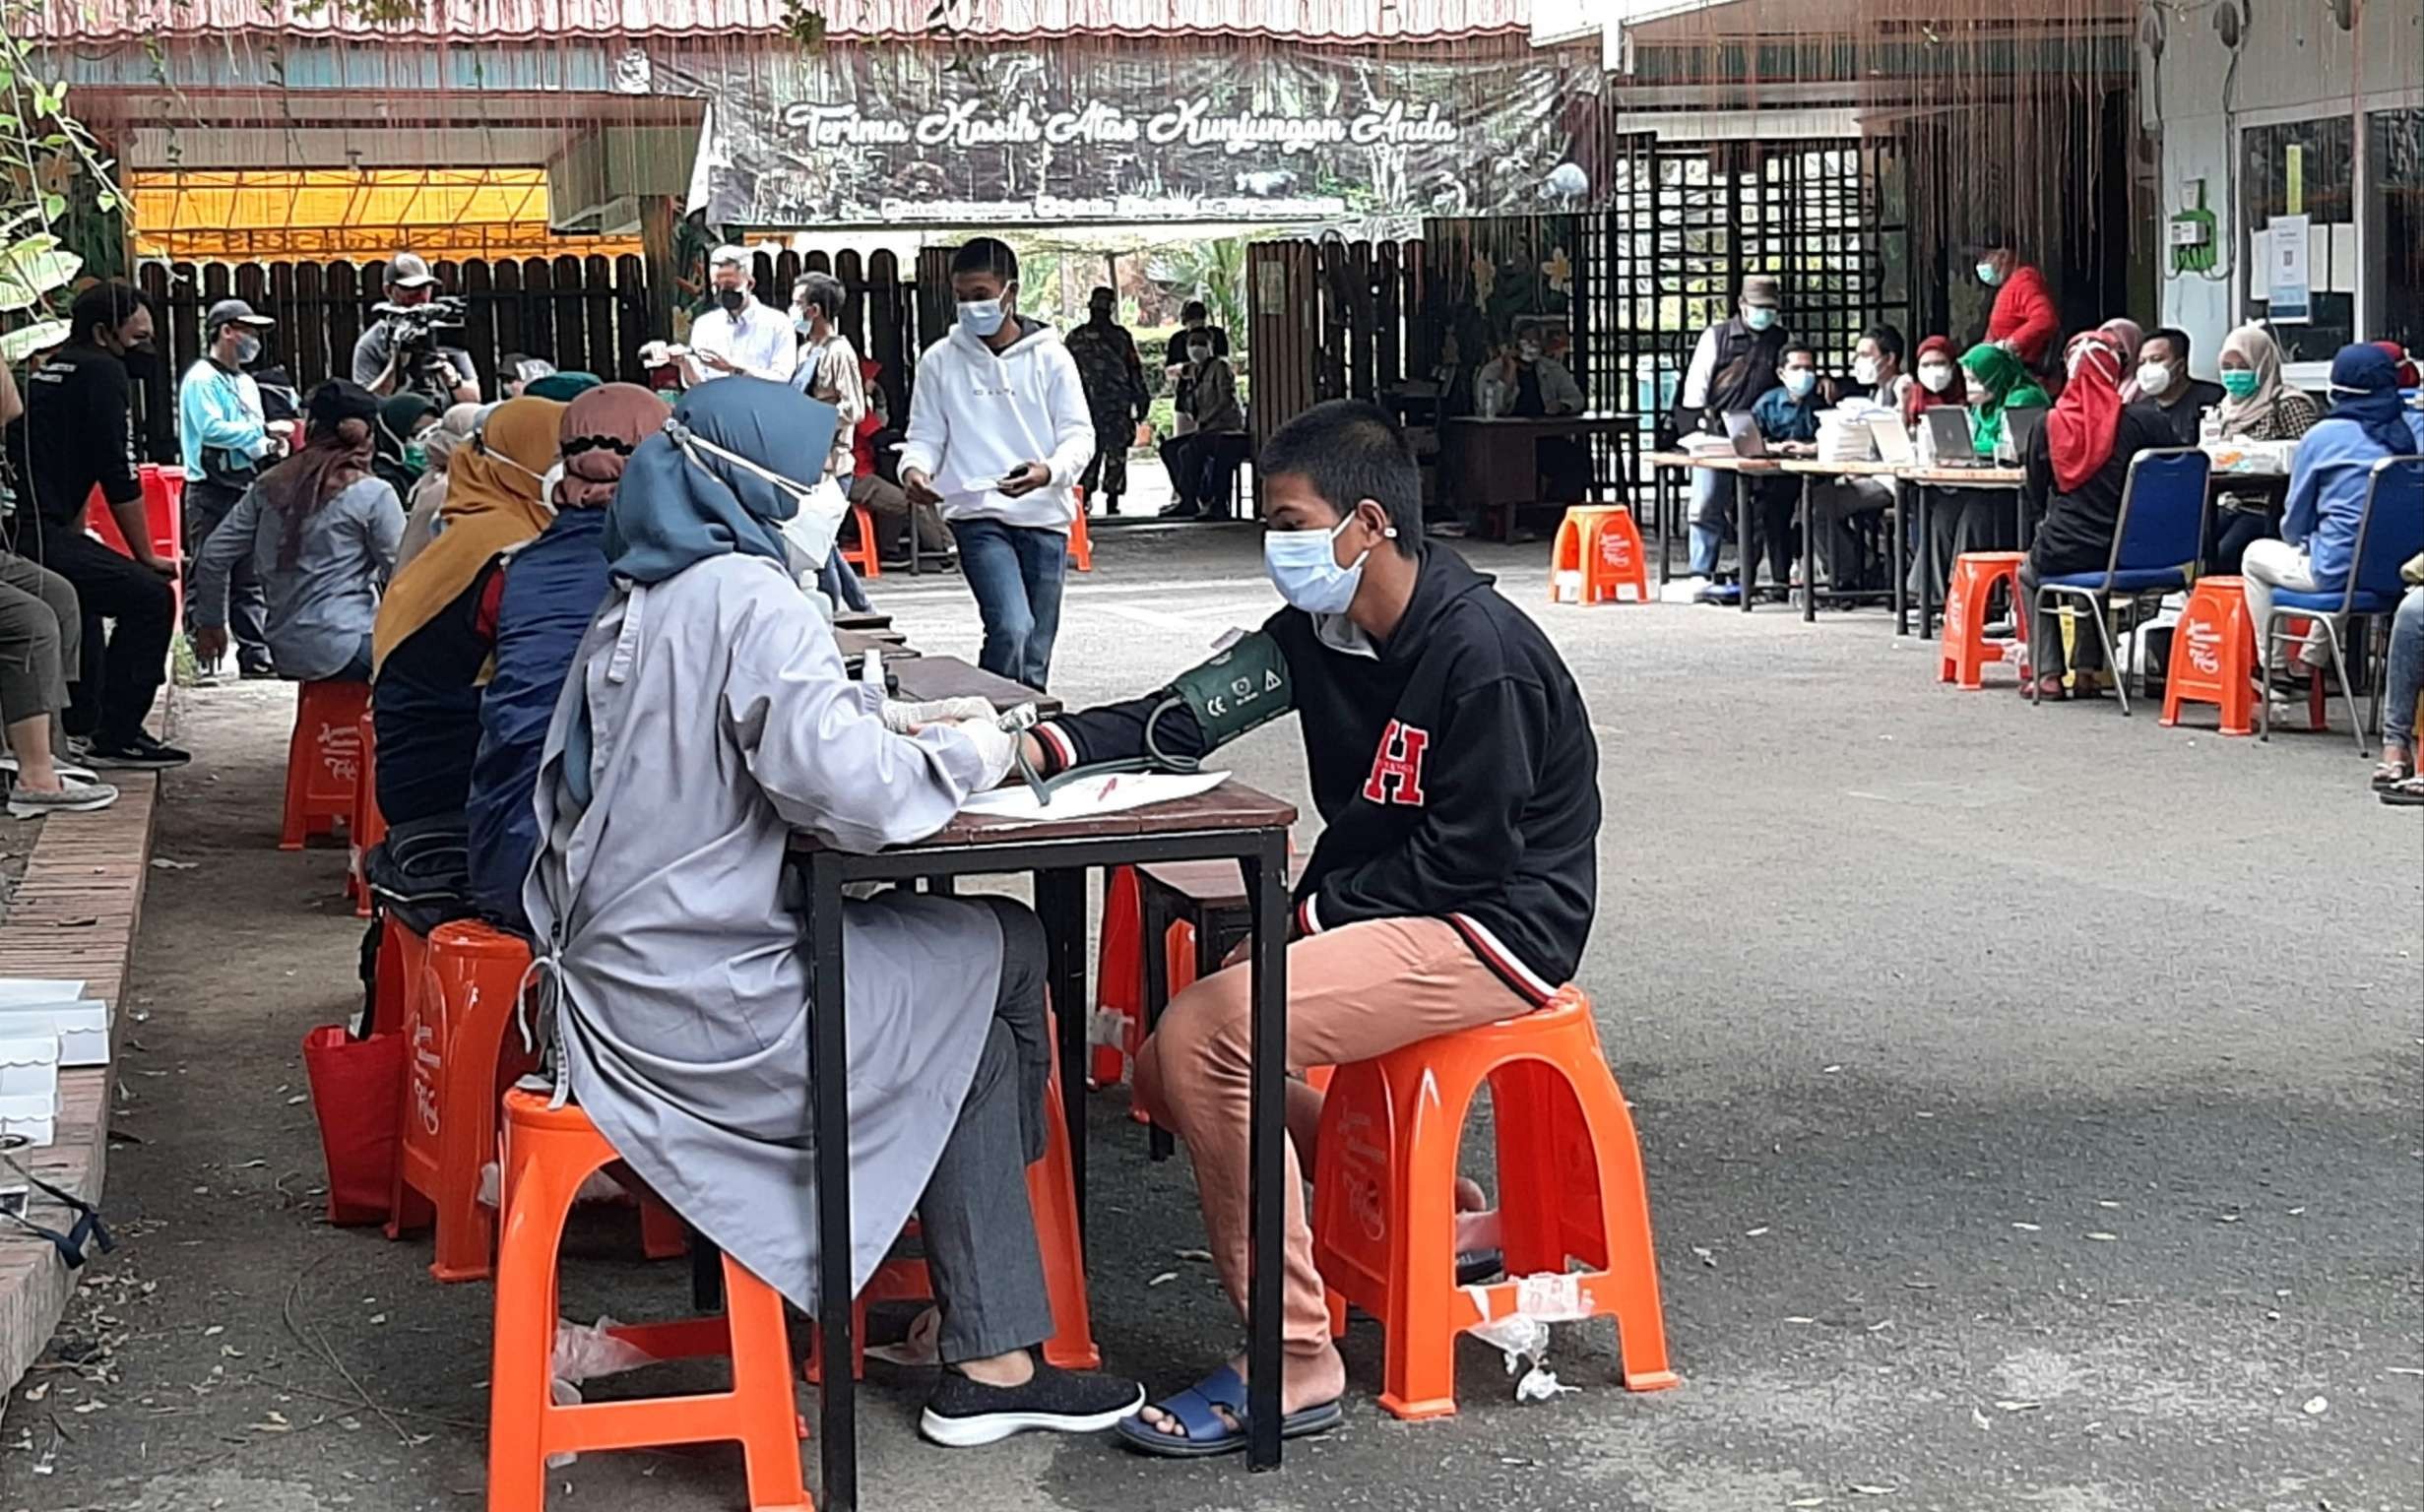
[0,551,81,724]
[918,896,1056,1363]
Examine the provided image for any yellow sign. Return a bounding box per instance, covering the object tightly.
[2285,145,2304,217]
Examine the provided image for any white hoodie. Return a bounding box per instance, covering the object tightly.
[899,317,1096,531]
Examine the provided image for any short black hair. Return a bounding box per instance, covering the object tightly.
[1181,299,1209,321]
[2147,326,2193,361]
[1780,341,1818,364]
[1088,284,1115,303]
[950,237,1018,284]
[797,272,845,318]
[1513,317,1545,340]
[1258,400,1421,557]
[72,281,148,344]
[1863,324,1905,361]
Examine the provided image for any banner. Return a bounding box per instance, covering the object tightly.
[661,43,1603,228]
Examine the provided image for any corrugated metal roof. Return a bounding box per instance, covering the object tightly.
[20,0,1531,43]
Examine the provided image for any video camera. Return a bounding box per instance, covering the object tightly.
[373,296,472,398]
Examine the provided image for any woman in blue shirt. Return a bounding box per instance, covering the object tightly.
[2241,344,2417,683]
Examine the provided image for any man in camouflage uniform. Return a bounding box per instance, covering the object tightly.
[1062,286,1147,515]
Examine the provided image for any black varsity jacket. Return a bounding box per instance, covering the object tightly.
[1032,546,1598,1005]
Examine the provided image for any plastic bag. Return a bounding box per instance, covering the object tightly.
[546,1317,658,1467]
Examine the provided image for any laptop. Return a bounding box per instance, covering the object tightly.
[1923,407,1983,467]
[1868,415,1916,466]
[1722,410,1766,459]
[2002,404,2048,464]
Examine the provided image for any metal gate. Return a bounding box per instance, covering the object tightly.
[1583,134,1911,458]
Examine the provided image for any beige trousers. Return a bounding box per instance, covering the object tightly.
[1132,915,1532,1356]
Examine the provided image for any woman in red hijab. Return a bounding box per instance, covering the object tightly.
[2014,330,2170,700]
[1903,336,1963,426]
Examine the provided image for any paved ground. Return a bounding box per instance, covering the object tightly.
[4,524,2419,1512]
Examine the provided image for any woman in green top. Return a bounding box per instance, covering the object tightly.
[1960,343,2051,459]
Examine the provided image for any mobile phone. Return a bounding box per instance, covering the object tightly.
[1000,467,1034,486]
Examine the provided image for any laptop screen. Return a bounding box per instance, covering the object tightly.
[1924,408,1975,461]
[1722,410,1765,459]
[2004,405,2048,459]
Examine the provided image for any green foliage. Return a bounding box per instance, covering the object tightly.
[0,20,122,342]
[1147,239,1249,354]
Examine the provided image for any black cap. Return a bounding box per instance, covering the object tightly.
[1963,226,2017,257]
[305,379,381,429]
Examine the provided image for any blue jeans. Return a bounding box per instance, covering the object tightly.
[1689,468,1727,577]
[2388,588,2424,756]
[949,518,1067,691]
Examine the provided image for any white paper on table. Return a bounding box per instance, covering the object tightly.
[0,979,87,1007]
[958,770,1232,826]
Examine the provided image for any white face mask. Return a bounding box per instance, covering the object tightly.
[667,422,852,569]
[2137,361,2173,398]
[1517,342,1543,362]
[1853,355,1881,387]
[1918,362,1954,394]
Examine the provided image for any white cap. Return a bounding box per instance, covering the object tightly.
[709,244,750,273]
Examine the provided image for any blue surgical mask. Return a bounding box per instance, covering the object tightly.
[794,315,813,337]
[958,297,1008,338]
[1263,518,1371,615]
[1783,368,1817,398]
[1976,260,2005,287]
[1744,306,1777,332]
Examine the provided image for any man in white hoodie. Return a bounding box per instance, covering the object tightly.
[901,238,1094,691]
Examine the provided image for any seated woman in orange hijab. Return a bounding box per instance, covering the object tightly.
[369,395,566,828]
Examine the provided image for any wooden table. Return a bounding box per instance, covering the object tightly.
[888,654,1062,717]
[1902,465,2027,640]
[797,784,1300,1506]
[1644,450,1784,611]
[1778,458,1909,628]
[1446,412,1636,537]
[834,627,916,662]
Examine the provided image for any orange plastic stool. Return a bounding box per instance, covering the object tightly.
[840,503,881,580]
[281,679,370,850]
[488,1089,808,1512]
[2160,576,2260,736]
[349,710,384,916]
[1067,490,1095,572]
[1938,551,2026,689]
[808,1018,1098,1379]
[1548,506,1649,605]
[87,463,188,625]
[388,921,542,1282]
[1311,987,1675,1420]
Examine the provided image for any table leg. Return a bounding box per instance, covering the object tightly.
[1036,868,1090,1235]
[808,850,857,1512]
[1243,832,1291,1472]
[1140,881,1175,1164]
[1800,475,1817,625]
[1891,479,1909,636]
[1735,473,1754,613]
[1918,484,1938,642]
[1656,467,1672,586]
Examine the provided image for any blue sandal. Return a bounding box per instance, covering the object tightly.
[1114,1363,1342,1458]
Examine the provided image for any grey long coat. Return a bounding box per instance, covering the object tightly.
[524,552,1002,1305]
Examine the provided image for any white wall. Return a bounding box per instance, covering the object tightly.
[2143,0,2422,373]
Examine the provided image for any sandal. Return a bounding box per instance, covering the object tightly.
[2380,775,2424,808]
[1114,1362,1343,1459]
[2372,753,2415,793]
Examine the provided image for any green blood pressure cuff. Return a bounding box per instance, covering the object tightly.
[1014,632,1294,803]
[1148,631,1294,765]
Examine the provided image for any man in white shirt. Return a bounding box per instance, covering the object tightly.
[900,238,1093,690]
[682,246,796,388]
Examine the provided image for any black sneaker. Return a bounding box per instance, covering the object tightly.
[919,1359,1145,1448]
[87,733,192,770]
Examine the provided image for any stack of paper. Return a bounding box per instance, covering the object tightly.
[0,978,107,1066]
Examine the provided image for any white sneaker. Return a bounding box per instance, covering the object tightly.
[8,776,120,818]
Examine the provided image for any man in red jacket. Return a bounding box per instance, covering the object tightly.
[1971,228,2059,370]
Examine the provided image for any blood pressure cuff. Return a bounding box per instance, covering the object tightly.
[1026,631,1295,793]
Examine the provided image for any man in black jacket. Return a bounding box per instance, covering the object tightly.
[4,283,189,768]
[1021,400,1600,1453]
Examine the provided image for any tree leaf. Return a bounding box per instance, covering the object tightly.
[0,319,70,363]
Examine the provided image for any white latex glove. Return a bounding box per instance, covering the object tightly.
[936,717,1017,790]
[880,696,995,735]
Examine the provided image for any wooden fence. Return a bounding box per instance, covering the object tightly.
[1244,236,1431,458]
[129,248,927,462]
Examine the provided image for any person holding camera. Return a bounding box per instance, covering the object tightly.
[179,298,280,677]
[351,253,478,405]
